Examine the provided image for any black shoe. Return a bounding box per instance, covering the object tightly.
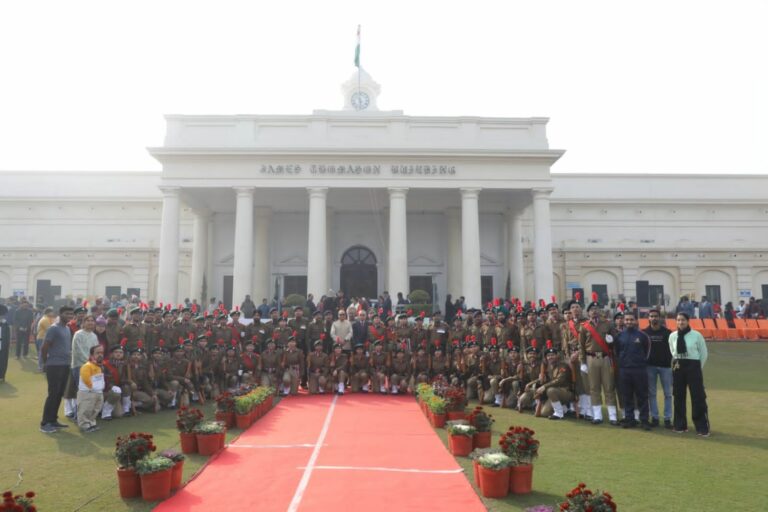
[101,416,113,421]
[490,403,500,407]
[622,419,637,429]
[564,410,576,418]
[548,414,562,420]
[642,421,653,431]
[651,418,660,427]
[40,424,58,434]
[65,413,75,419]
[609,420,621,427]
[591,419,603,425]
[51,421,69,429]
[664,419,673,429]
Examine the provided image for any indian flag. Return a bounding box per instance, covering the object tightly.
[354,25,360,67]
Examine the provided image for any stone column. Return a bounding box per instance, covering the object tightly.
[306,187,328,300]
[232,187,254,308]
[156,186,180,304]
[446,207,462,299]
[461,188,482,309]
[532,188,554,301]
[189,208,210,305]
[387,188,409,297]
[508,207,525,300]
[252,206,272,303]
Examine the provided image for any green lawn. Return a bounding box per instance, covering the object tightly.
[1,343,767,511]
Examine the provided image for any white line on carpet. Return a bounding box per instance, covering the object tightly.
[229,443,325,449]
[287,394,338,512]
[298,465,464,474]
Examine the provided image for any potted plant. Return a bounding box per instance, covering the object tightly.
[468,406,494,449]
[476,452,512,498]
[214,391,235,428]
[559,483,617,511]
[135,456,174,501]
[176,407,204,454]
[234,394,253,429]
[1,490,36,511]
[469,448,502,487]
[193,421,226,456]
[499,426,539,494]
[443,386,467,420]
[160,450,186,491]
[447,424,476,456]
[114,432,156,498]
[428,396,447,427]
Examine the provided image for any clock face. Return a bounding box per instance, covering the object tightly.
[350,91,370,110]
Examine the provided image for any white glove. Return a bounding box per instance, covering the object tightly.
[238,369,243,376]
[605,334,614,344]
[580,364,588,374]
[111,385,122,393]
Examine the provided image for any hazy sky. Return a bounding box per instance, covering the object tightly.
[1,0,766,173]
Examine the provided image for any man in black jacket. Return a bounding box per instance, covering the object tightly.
[615,314,651,430]
[351,310,370,352]
[643,309,673,428]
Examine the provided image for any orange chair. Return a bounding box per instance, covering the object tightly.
[733,318,759,340]
[754,319,768,339]
[638,318,649,330]
[689,319,713,339]
[715,318,739,339]
[703,318,724,340]
[665,319,678,332]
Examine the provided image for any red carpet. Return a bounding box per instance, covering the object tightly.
[155,394,485,511]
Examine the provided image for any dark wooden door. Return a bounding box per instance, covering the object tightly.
[340,246,378,301]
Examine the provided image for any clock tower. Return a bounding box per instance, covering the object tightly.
[341,67,381,112]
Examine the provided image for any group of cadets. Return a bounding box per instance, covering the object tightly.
[70,291,642,427]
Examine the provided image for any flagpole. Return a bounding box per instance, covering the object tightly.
[357,25,361,106]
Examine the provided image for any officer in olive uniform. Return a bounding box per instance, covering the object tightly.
[462,342,482,400]
[281,337,304,396]
[499,344,523,408]
[369,340,390,393]
[240,339,260,387]
[389,346,412,394]
[127,347,160,413]
[167,343,194,408]
[537,342,574,420]
[260,339,282,391]
[330,343,349,394]
[480,344,504,406]
[517,343,543,412]
[579,294,618,425]
[307,340,330,394]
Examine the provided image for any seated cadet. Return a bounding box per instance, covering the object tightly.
[430,343,450,381]
[330,343,349,394]
[167,342,195,408]
[148,346,174,409]
[411,345,430,388]
[281,336,304,396]
[536,341,574,420]
[517,342,543,413]
[369,340,390,394]
[260,338,282,392]
[221,342,241,391]
[389,344,412,394]
[307,339,330,394]
[126,345,160,413]
[196,335,218,399]
[480,342,504,407]
[499,343,523,408]
[101,344,131,420]
[240,339,261,387]
[462,341,482,400]
[349,343,370,392]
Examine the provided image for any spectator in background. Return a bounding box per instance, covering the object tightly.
[396,292,410,305]
[381,291,392,316]
[736,300,745,318]
[257,298,271,318]
[305,293,316,314]
[35,307,56,372]
[240,294,256,319]
[698,296,713,319]
[676,296,695,318]
[0,304,10,383]
[14,299,35,359]
[724,302,736,328]
[712,301,722,318]
[444,294,456,324]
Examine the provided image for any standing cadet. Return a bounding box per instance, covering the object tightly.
[566,299,592,420]
[306,311,326,353]
[393,314,412,352]
[412,315,429,352]
[307,340,330,394]
[579,293,619,425]
[448,315,467,350]
[427,311,448,352]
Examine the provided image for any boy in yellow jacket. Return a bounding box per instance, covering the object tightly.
[77,345,105,433]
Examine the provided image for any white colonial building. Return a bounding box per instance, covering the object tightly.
[1,70,767,310]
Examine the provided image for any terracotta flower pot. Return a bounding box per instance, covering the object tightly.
[226,411,235,427]
[472,460,480,487]
[117,467,141,499]
[179,432,197,454]
[236,413,251,430]
[171,460,184,491]
[196,433,223,456]
[473,431,492,449]
[140,468,172,501]
[478,466,510,498]
[432,412,447,428]
[448,434,473,456]
[447,410,466,421]
[509,464,534,494]
[215,411,229,427]
[218,431,226,449]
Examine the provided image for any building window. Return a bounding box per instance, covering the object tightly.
[409,276,433,302]
[762,284,768,301]
[481,276,493,306]
[105,286,122,299]
[704,285,721,305]
[649,285,665,307]
[284,276,308,297]
[592,284,608,306]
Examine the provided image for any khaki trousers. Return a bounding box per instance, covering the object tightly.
[308,372,328,394]
[540,387,574,417]
[77,390,104,429]
[588,355,616,406]
[350,371,369,392]
[371,371,388,393]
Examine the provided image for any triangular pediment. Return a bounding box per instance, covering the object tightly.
[279,255,308,266]
[480,252,498,265]
[409,255,441,266]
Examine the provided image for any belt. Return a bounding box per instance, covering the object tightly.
[586,352,608,358]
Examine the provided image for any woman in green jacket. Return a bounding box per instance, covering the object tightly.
[668,312,710,437]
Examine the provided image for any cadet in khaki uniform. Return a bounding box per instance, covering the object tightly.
[272,317,293,350]
[197,336,219,398]
[579,294,618,425]
[536,342,574,420]
[280,337,303,396]
[448,315,467,350]
[127,347,160,413]
[389,345,412,394]
[306,311,326,353]
[221,343,241,390]
[393,314,412,352]
[517,343,543,412]
[214,315,236,351]
[461,342,482,400]
[411,346,430,387]
[307,340,330,394]
[430,344,450,380]
[349,344,370,392]
[480,343,504,406]
[411,315,429,352]
[148,347,174,408]
[499,344,523,408]
[330,343,349,394]
[369,341,390,393]
[240,339,261,387]
[260,339,281,391]
[565,300,592,420]
[167,343,194,407]
[288,306,309,352]
[120,308,143,352]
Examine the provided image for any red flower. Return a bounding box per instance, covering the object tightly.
[25,492,35,498]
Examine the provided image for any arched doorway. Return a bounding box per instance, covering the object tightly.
[340,245,377,300]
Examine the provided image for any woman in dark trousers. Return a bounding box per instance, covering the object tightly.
[668,312,710,437]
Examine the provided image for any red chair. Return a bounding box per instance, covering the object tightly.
[638,318,649,330]
[734,318,759,340]
[715,318,739,339]
[704,318,726,340]
[690,319,713,339]
[754,319,768,340]
[665,319,678,332]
